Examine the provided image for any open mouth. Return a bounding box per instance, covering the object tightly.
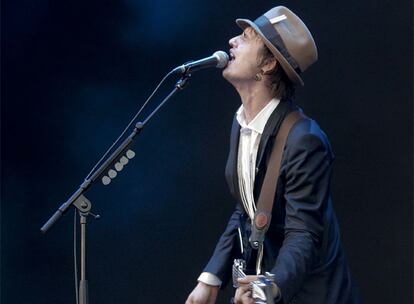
[229,51,235,64]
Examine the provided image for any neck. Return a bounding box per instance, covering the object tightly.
[234,81,275,124]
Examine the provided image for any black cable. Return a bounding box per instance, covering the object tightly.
[84,69,175,181]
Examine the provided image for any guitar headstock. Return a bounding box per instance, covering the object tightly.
[232,259,275,304]
[232,259,247,288]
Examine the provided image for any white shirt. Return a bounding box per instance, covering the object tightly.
[236,98,280,221]
[198,98,280,286]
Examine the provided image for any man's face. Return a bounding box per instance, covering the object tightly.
[223,27,264,83]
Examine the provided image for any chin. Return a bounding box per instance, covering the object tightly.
[222,69,230,81]
[222,67,235,82]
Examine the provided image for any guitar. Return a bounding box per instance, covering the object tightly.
[232,259,275,304]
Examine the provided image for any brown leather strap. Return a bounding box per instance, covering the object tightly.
[249,111,305,249]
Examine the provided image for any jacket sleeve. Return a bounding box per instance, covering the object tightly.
[271,126,334,303]
[203,203,243,288]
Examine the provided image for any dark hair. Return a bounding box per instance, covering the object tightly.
[257,44,296,100]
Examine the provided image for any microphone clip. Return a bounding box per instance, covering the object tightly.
[176,73,191,90]
[172,60,194,75]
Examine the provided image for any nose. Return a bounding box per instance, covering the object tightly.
[229,35,238,48]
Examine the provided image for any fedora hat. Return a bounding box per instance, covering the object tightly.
[236,6,317,86]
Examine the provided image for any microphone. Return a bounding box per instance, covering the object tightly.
[172,51,229,74]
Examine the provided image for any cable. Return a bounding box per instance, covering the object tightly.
[84,69,175,181]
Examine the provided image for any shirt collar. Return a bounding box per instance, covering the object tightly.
[236,98,280,134]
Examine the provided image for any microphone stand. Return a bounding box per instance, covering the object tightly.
[40,72,192,304]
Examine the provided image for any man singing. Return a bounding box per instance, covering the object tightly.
[186,6,359,304]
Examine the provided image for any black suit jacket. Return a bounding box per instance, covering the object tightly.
[203,100,360,304]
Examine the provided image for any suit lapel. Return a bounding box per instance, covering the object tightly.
[225,115,243,205]
[255,100,295,169]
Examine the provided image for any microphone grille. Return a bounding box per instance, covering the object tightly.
[213,51,229,68]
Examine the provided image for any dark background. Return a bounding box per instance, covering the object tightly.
[1,0,413,303]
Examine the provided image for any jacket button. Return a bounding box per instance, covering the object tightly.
[255,167,259,174]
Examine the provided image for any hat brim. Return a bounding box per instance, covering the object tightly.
[236,18,304,86]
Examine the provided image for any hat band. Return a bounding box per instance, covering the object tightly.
[254,15,302,74]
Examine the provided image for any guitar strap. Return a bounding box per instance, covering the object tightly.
[249,111,305,250]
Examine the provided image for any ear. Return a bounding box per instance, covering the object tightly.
[262,58,278,75]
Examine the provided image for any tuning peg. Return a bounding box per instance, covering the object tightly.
[265,272,275,282]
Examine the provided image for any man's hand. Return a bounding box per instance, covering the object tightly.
[234,276,259,304]
[185,281,219,304]
[234,275,281,304]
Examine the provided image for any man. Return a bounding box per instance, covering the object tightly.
[186,6,359,304]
